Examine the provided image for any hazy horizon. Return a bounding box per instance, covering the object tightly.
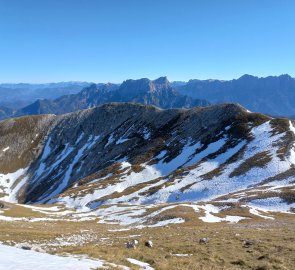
[0,73,294,85]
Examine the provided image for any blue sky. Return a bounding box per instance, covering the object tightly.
[0,0,294,83]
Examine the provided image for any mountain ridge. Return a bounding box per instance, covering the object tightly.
[2,74,295,120]
[13,77,209,118]
[176,74,295,116]
[0,102,294,213]
[0,81,92,111]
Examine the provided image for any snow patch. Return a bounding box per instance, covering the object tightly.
[196,204,247,223]
[0,244,105,270]
[249,197,295,213]
[116,137,129,144]
[105,133,115,147]
[127,258,154,270]
[0,168,28,202]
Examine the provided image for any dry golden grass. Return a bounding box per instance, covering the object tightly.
[0,115,55,174]
[0,202,294,270]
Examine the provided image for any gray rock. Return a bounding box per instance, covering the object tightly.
[20,246,31,250]
[242,239,255,248]
[199,237,209,244]
[126,239,139,249]
[145,240,153,248]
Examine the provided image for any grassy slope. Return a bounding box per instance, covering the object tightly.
[0,203,294,270]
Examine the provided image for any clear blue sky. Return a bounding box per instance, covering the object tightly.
[0,0,294,83]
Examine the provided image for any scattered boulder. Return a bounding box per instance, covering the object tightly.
[126,239,139,249]
[258,254,270,260]
[242,239,254,248]
[199,237,209,244]
[0,202,5,209]
[32,247,45,253]
[20,246,31,250]
[145,240,153,248]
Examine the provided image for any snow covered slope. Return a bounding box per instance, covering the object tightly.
[0,103,294,214]
[0,243,109,270]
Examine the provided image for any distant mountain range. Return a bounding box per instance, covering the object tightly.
[0,82,91,109]
[174,74,295,117]
[0,77,209,119]
[1,74,295,120]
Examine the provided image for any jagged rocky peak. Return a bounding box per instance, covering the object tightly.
[120,77,170,94]
[150,76,173,94]
[154,76,169,84]
[119,78,151,95]
[152,76,170,89]
[118,76,171,95]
